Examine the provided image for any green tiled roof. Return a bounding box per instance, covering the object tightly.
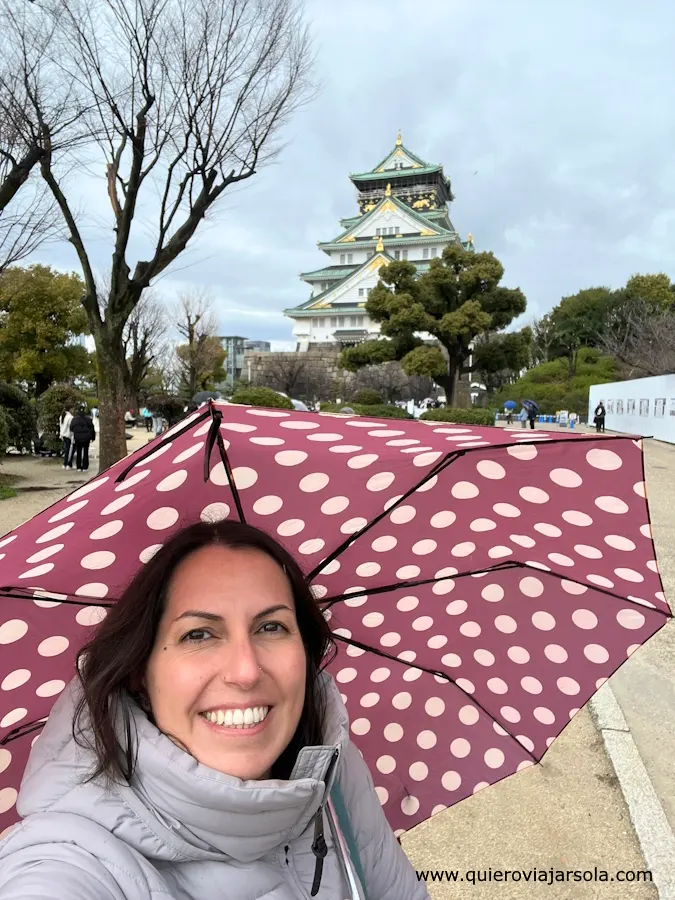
[283,305,367,318]
[300,265,358,281]
[325,194,454,247]
[351,165,442,183]
[368,142,431,173]
[319,233,460,253]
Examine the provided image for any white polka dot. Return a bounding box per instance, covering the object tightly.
[548,552,574,567]
[75,606,108,626]
[139,544,162,563]
[351,718,371,735]
[596,496,629,515]
[89,521,124,540]
[275,450,308,467]
[482,584,504,602]
[26,544,64,563]
[384,723,404,742]
[390,505,416,525]
[450,738,471,758]
[396,564,421,579]
[532,611,556,631]
[344,593,367,608]
[416,475,438,493]
[38,636,69,656]
[115,470,150,492]
[329,444,362,454]
[0,535,17,548]
[0,787,18,815]
[586,448,623,470]
[572,609,597,629]
[489,546,513,559]
[520,576,544,598]
[320,496,349,516]
[459,705,480,725]
[508,646,530,664]
[376,755,396,774]
[557,677,581,695]
[412,616,434,631]
[534,523,562,538]
[336,667,357,683]
[508,444,538,460]
[341,517,368,535]
[487,677,508,694]
[374,786,388,806]
[425,697,445,717]
[413,539,436,556]
[427,635,448,649]
[18,563,54,579]
[517,735,535,752]
[561,580,588,595]
[510,534,536,549]
[348,454,379,469]
[550,468,583,488]
[640,524,652,539]
[392,692,412,710]
[80,550,116,570]
[485,748,505,769]
[35,523,75,543]
[633,481,646,498]
[296,539,324,556]
[362,611,384,628]
[441,653,462,667]
[36,679,66,698]
[277,519,305,536]
[432,580,455,596]
[452,481,479,499]
[155,470,188,492]
[366,472,396,492]
[522,676,543,694]
[68,477,109,500]
[146,508,179,531]
[584,643,610,663]
[615,568,644,583]
[415,730,437,750]
[75,583,108,599]
[470,518,497,532]
[370,667,390,683]
[460,621,481,638]
[172,443,204,464]
[372,535,397,553]
[588,574,614,589]
[396,596,419,614]
[605,535,636,551]
[476,460,506,480]
[278,420,319,431]
[562,510,593,527]
[501,706,521,723]
[545,644,568,663]
[452,542,475,558]
[520,486,549,504]
[617,609,646,630]
[495,615,517,634]
[299,473,330,493]
[380,632,401,647]
[442,770,462,791]
[413,451,443,467]
[493,503,521,518]
[200,502,230,523]
[456,678,475,693]
[0,749,11,774]
[360,692,380,707]
[429,510,456,530]
[1,669,30,691]
[534,707,556,725]
[575,544,603,560]
[230,467,257,490]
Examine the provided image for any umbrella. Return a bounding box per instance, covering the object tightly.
[504,401,517,410]
[522,399,539,412]
[0,403,670,838]
[193,391,222,405]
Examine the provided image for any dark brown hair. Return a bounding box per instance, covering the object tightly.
[73,520,335,783]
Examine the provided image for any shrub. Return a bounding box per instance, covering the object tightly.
[84,396,99,409]
[0,408,9,456]
[420,407,496,426]
[36,383,87,453]
[231,387,294,410]
[146,394,185,426]
[0,383,37,452]
[356,404,409,419]
[351,389,383,406]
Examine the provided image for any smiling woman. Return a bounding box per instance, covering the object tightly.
[0,521,430,900]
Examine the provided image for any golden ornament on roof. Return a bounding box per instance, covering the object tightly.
[385,183,392,196]
[396,131,402,146]
[468,232,474,244]
[376,235,384,252]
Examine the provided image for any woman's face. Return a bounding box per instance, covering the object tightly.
[144,544,307,780]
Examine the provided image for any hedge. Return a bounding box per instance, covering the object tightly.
[420,407,496,426]
[37,383,87,453]
[146,394,185,426]
[231,387,294,410]
[0,408,9,456]
[351,389,383,406]
[0,383,36,452]
[320,403,410,419]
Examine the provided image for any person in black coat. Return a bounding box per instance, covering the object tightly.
[70,407,96,471]
[594,402,606,433]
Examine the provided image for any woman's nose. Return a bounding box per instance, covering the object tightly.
[221,638,262,688]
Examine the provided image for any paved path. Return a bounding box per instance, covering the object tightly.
[0,424,672,898]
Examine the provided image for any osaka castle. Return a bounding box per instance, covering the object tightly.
[284,133,473,351]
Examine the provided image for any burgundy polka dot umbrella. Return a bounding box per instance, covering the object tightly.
[0,402,670,837]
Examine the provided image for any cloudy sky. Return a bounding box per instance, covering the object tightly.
[29,0,675,348]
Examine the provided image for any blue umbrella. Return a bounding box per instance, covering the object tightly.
[504,400,517,410]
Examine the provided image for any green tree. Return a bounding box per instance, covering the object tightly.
[623,273,675,309]
[550,287,618,377]
[340,245,526,405]
[0,264,89,394]
[472,328,532,397]
[36,382,86,452]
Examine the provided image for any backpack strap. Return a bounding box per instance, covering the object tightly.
[329,781,367,898]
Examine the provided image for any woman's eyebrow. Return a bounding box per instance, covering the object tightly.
[173,604,293,624]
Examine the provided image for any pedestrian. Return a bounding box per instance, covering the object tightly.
[59,406,75,469]
[520,399,537,430]
[519,406,528,429]
[505,406,513,425]
[69,406,96,472]
[0,521,429,900]
[594,401,606,433]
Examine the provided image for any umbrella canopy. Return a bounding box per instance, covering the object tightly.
[504,401,517,410]
[193,391,222,404]
[522,399,539,412]
[0,403,669,837]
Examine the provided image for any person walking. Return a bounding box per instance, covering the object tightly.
[519,406,528,429]
[70,406,96,472]
[59,406,75,469]
[594,401,606,433]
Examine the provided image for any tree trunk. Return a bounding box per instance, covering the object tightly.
[34,372,52,397]
[96,329,129,471]
[435,360,459,407]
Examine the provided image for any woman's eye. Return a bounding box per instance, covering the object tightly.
[259,621,286,635]
[181,629,212,643]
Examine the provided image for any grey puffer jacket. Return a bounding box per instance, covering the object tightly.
[0,675,429,900]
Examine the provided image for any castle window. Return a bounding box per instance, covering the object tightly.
[358,288,364,297]
[376,228,381,236]
[330,317,337,326]
[340,254,345,264]
[394,250,400,260]
[338,316,345,326]
[423,248,429,259]
[402,249,408,260]
[347,253,353,264]
[431,247,438,257]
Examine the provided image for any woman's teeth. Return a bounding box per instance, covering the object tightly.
[202,706,269,729]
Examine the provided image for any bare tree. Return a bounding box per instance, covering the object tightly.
[253,352,306,396]
[173,290,225,396]
[598,298,675,377]
[3,0,315,468]
[123,290,169,409]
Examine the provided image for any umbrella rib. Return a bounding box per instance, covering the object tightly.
[0,588,116,607]
[331,634,538,764]
[307,452,463,582]
[0,718,48,746]
[114,409,211,483]
[216,429,246,524]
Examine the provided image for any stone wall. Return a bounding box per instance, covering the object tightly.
[243,346,354,401]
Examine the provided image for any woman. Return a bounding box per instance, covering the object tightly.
[59,405,74,468]
[594,401,606,433]
[69,405,96,471]
[0,521,428,900]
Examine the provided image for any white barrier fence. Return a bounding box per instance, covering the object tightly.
[589,374,675,444]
